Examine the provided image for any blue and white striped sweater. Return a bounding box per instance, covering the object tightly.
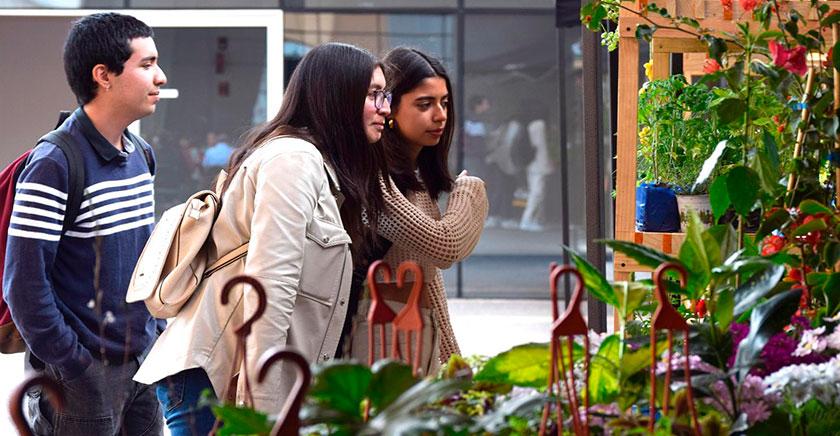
[2,108,160,379]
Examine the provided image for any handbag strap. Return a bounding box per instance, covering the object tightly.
[204,242,249,278]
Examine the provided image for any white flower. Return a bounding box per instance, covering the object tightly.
[825,327,840,351]
[764,356,840,407]
[792,326,827,356]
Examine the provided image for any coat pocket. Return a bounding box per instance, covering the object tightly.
[299,218,350,305]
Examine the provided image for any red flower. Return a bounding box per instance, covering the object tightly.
[769,40,808,76]
[739,0,760,12]
[720,0,733,7]
[761,234,786,256]
[793,214,827,246]
[694,299,707,318]
[703,58,722,74]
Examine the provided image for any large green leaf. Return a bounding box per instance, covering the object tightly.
[752,150,782,199]
[212,404,273,436]
[367,378,467,432]
[726,166,760,216]
[620,339,669,382]
[709,175,730,222]
[717,98,746,124]
[589,335,621,404]
[822,273,840,315]
[367,360,418,413]
[792,218,828,237]
[566,249,619,307]
[732,263,785,316]
[308,362,372,419]
[716,288,735,330]
[694,140,729,188]
[707,224,738,263]
[798,199,834,215]
[613,281,651,319]
[679,212,718,298]
[601,240,679,270]
[733,289,802,380]
[474,343,569,389]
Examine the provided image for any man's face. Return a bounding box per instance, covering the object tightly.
[109,37,167,120]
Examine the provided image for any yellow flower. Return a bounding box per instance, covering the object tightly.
[639,126,652,147]
[644,60,653,81]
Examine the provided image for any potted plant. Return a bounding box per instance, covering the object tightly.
[638,74,731,230]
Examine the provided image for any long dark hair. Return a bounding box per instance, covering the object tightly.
[223,42,389,261]
[382,47,455,200]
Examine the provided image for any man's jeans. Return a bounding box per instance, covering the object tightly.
[156,368,217,436]
[26,355,163,436]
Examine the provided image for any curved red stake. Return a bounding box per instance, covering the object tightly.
[257,347,311,436]
[391,261,425,376]
[366,260,397,366]
[649,262,701,435]
[9,374,64,436]
[220,275,268,408]
[540,265,590,436]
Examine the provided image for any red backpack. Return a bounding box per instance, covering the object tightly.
[0,112,154,353]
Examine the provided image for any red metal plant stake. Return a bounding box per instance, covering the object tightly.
[9,374,64,436]
[220,275,268,407]
[539,265,590,436]
[257,346,311,436]
[366,260,397,367]
[389,261,425,376]
[649,262,701,435]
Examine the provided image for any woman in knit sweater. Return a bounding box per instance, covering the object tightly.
[349,47,488,375]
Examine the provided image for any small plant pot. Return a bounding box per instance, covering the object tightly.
[676,194,714,230]
[635,183,680,232]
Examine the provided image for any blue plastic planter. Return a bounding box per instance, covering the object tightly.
[635,183,680,232]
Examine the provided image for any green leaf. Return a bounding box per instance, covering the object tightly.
[707,224,738,263]
[694,140,729,189]
[755,208,790,242]
[212,404,273,436]
[703,34,728,62]
[368,378,467,432]
[835,40,840,73]
[792,218,828,237]
[733,289,802,380]
[613,281,651,319]
[822,11,840,27]
[590,335,621,404]
[726,166,760,216]
[709,176,730,222]
[679,212,716,298]
[824,241,840,267]
[752,150,782,199]
[717,98,746,124]
[601,240,679,270]
[367,360,418,413]
[733,263,785,316]
[716,288,735,330]
[823,273,840,314]
[636,24,655,42]
[566,249,619,307]
[474,343,562,389]
[308,362,372,420]
[799,199,834,215]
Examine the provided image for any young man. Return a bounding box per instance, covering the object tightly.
[3,13,166,435]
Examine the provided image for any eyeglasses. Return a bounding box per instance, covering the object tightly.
[370,90,392,110]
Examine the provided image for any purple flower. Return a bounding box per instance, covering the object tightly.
[729,319,829,377]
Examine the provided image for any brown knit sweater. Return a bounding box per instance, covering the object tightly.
[376,174,489,363]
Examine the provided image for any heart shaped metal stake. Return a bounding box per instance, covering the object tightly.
[9,374,64,436]
[389,261,425,376]
[649,262,700,435]
[365,260,397,367]
[220,275,268,407]
[539,265,590,436]
[257,346,311,436]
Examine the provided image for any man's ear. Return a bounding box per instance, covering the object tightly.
[91,64,112,93]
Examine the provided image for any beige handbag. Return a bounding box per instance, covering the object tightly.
[126,186,248,319]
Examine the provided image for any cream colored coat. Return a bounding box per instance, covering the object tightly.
[134,137,352,414]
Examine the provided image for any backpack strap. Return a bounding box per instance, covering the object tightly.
[36,131,85,231]
[125,131,155,176]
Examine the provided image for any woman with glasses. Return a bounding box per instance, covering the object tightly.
[134,42,392,435]
[347,47,488,375]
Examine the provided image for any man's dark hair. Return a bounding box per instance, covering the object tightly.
[63,13,154,105]
[382,47,455,201]
[224,43,389,263]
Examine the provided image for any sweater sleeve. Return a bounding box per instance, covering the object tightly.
[3,150,93,379]
[377,174,489,269]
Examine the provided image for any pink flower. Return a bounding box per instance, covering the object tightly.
[792,326,826,357]
[769,40,808,76]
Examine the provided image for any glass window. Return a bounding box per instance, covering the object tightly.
[130,0,277,7]
[454,14,575,298]
[0,0,123,7]
[137,27,267,214]
[287,0,455,9]
[465,0,553,9]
